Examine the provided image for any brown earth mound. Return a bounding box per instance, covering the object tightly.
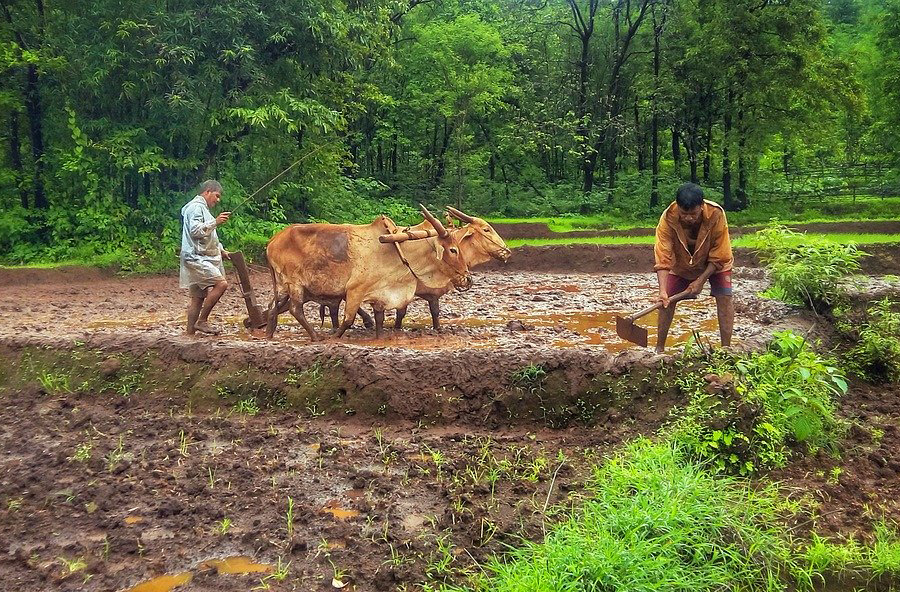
[482,243,900,275]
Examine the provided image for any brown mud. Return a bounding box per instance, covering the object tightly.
[492,219,900,240]
[0,268,811,412]
[1,258,899,591]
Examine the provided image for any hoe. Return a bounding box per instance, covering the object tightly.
[615,289,692,347]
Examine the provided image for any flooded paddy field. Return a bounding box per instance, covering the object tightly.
[0,267,799,354]
[1,254,899,591]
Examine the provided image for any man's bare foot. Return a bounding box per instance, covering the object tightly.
[193,321,222,335]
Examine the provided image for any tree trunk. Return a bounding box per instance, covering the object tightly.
[688,116,699,183]
[377,141,383,175]
[722,92,735,210]
[703,114,712,183]
[24,64,47,208]
[435,118,450,184]
[737,108,748,210]
[578,31,594,194]
[650,6,661,208]
[390,133,398,175]
[671,121,681,178]
[635,101,646,171]
[8,109,28,209]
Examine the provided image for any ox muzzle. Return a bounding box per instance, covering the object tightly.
[454,274,474,292]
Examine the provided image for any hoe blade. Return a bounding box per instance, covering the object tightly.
[615,315,648,347]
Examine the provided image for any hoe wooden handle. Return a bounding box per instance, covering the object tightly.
[627,289,693,322]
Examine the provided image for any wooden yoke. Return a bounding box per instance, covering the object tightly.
[230,251,267,329]
[378,229,438,242]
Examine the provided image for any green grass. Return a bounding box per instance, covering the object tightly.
[507,232,900,248]
[488,196,900,233]
[449,439,804,592]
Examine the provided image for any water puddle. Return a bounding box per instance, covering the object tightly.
[199,556,272,574]
[126,555,273,591]
[446,298,725,351]
[126,572,192,592]
[322,501,361,520]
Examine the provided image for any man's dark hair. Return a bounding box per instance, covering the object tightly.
[675,183,704,209]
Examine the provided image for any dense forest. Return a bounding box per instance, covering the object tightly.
[1,0,899,266]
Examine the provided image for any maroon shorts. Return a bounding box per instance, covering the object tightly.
[667,271,733,298]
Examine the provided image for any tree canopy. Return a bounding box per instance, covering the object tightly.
[1,0,898,265]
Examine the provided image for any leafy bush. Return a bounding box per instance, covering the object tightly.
[668,331,847,474]
[452,439,801,592]
[844,299,900,383]
[752,224,865,312]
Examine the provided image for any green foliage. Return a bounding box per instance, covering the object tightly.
[669,331,846,474]
[844,299,900,382]
[754,224,865,312]
[451,439,801,592]
[801,520,900,581]
[509,364,546,395]
[2,0,899,266]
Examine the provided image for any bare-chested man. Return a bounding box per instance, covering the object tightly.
[653,183,734,353]
[180,180,231,335]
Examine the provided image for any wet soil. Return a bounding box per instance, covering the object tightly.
[772,380,900,542]
[492,219,900,240]
[0,372,661,592]
[1,261,898,591]
[481,244,900,275]
[0,268,810,411]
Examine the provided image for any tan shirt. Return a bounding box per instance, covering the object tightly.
[653,200,733,280]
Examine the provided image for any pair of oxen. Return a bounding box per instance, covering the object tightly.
[265,205,511,340]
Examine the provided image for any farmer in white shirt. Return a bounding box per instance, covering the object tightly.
[180,180,231,335]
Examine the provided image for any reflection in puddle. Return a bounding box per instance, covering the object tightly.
[126,572,192,592]
[444,299,724,351]
[199,556,273,574]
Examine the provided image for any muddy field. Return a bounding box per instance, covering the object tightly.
[1,256,899,591]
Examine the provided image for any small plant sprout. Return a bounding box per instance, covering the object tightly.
[234,396,260,416]
[72,441,92,462]
[828,467,843,485]
[286,496,295,540]
[7,497,23,511]
[207,467,216,489]
[178,430,190,457]
[217,517,232,535]
[329,559,349,587]
[58,556,87,574]
[105,435,125,471]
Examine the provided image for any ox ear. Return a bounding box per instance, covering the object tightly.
[460,226,476,241]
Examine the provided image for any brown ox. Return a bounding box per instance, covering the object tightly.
[393,207,511,330]
[266,206,469,340]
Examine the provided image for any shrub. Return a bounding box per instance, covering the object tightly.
[753,224,865,312]
[668,331,847,475]
[845,299,900,383]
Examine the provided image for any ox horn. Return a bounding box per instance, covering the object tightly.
[446,206,476,224]
[419,204,449,237]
